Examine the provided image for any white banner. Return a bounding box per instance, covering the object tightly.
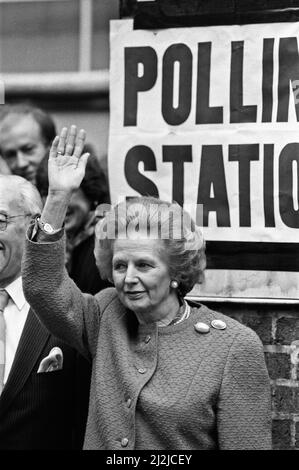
[108,19,299,300]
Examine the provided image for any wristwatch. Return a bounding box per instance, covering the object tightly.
[36,216,62,235]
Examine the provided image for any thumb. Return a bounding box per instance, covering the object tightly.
[77,152,90,171]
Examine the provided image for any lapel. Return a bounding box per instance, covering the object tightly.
[0,309,50,417]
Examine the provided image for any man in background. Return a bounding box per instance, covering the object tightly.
[0,104,56,184]
[0,174,90,449]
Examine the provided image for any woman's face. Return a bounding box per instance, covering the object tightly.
[112,236,175,322]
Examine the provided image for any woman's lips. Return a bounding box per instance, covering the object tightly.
[124,291,145,299]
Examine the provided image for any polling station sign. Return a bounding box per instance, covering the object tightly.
[108,19,299,301]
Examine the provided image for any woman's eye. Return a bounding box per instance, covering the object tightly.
[113,263,126,271]
[138,262,151,269]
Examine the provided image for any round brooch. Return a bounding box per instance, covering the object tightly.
[211,319,227,330]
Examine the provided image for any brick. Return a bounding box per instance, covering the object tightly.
[265,352,290,380]
[273,386,299,413]
[272,419,292,450]
[220,311,243,323]
[276,317,299,345]
[295,422,299,448]
[240,313,272,344]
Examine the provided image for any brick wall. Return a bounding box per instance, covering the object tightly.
[205,302,299,450]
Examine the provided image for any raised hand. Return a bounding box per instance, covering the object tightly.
[48,125,90,194]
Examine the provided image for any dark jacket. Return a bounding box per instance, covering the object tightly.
[69,234,110,295]
[0,309,91,450]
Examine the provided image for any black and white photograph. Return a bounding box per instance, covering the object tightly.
[0,0,298,456]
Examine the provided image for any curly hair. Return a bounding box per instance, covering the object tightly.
[94,197,206,297]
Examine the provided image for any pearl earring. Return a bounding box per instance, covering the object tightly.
[170,280,179,289]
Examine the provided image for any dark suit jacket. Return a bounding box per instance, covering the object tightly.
[0,309,91,450]
[69,234,111,295]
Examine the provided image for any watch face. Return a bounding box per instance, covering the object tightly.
[44,223,54,233]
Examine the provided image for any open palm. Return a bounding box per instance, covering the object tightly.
[48,125,90,193]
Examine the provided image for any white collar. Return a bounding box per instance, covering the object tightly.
[5,276,27,311]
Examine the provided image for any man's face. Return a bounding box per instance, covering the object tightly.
[0,182,28,287]
[0,114,48,184]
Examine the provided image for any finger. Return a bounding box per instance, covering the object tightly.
[65,125,77,156]
[73,129,86,159]
[57,127,68,154]
[49,136,60,159]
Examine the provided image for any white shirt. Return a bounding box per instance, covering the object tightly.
[3,276,30,383]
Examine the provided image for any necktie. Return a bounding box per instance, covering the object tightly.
[0,289,9,395]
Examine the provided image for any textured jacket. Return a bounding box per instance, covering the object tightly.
[22,233,272,450]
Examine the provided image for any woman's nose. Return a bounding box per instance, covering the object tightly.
[124,265,138,284]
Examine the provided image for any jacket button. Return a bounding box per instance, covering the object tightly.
[121,438,129,447]
[194,322,210,333]
[126,398,132,408]
[138,367,147,374]
[211,319,227,330]
[144,335,151,343]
